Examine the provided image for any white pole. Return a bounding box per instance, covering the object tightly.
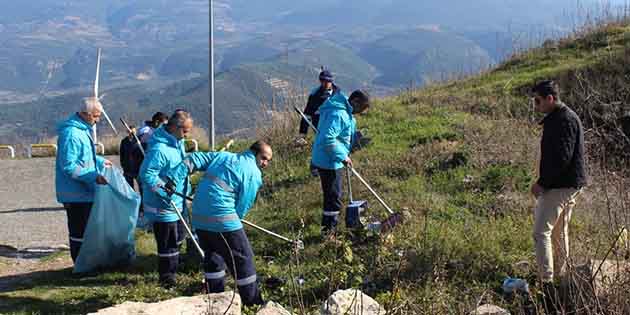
[209,0,215,151]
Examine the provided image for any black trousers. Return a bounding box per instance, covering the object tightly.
[64,202,92,263]
[153,221,185,282]
[124,174,143,214]
[197,229,263,306]
[318,168,343,230]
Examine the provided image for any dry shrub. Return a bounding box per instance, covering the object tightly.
[255,87,308,159]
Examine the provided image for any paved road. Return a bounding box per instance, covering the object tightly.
[0,156,119,249]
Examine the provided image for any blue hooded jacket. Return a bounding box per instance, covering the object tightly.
[139,127,190,223]
[55,113,105,203]
[167,150,262,232]
[311,91,356,170]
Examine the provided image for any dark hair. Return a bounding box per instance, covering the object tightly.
[152,112,168,123]
[532,80,560,100]
[167,110,192,128]
[349,89,370,114]
[250,140,270,155]
[149,112,168,128]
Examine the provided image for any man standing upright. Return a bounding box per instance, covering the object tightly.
[55,97,112,264]
[139,110,193,288]
[165,141,273,306]
[298,69,337,139]
[119,125,142,189]
[296,69,338,176]
[530,80,587,304]
[311,89,370,235]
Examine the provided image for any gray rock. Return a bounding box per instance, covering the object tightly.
[256,301,292,315]
[470,304,510,315]
[89,292,241,315]
[321,289,384,315]
[574,259,630,298]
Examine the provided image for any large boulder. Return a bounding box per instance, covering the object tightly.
[89,292,241,315]
[320,289,385,315]
[469,304,510,315]
[256,301,293,315]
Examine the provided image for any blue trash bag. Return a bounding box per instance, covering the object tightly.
[74,166,141,273]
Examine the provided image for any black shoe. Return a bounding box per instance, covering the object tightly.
[542,282,559,314]
[264,276,285,289]
[160,277,177,289]
[71,270,99,278]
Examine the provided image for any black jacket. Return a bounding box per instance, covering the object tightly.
[537,103,587,189]
[119,136,143,176]
[299,84,338,134]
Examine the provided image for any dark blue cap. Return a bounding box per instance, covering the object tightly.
[319,70,334,82]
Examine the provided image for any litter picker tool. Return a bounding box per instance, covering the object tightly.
[167,189,304,250]
[119,117,145,156]
[242,219,304,250]
[165,198,205,259]
[294,106,318,132]
[293,106,403,231]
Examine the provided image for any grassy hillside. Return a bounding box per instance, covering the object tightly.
[3,21,630,314]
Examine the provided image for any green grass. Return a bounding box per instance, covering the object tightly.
[3,20,628,314]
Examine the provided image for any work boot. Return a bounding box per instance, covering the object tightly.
[159,276,177,289]
[71,270,99,279]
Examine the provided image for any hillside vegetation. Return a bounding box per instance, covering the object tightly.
[3,21,630,315]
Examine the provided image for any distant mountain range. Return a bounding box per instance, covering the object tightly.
[0,0,621,143]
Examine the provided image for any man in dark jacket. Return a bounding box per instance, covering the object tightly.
[298,69,337,138]
[119,125,143,189]
[529,80,587,302]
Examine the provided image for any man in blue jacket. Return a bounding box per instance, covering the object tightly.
[139,110,193,288]
[55,97,112,264]
[296,69,337,176]
[165,141,272,305]
[311,90,370,234]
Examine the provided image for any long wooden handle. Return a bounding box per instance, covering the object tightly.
[350,167,395,215]
[120,117,145,156]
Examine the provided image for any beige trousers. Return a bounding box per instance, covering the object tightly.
[533,188,580,283]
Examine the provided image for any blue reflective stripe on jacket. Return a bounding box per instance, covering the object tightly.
[139,127,190,223]
[311,91,356,170]
[55,113,105,203]
[167,150,262,232]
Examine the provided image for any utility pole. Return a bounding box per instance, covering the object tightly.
[209,0,215,150]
